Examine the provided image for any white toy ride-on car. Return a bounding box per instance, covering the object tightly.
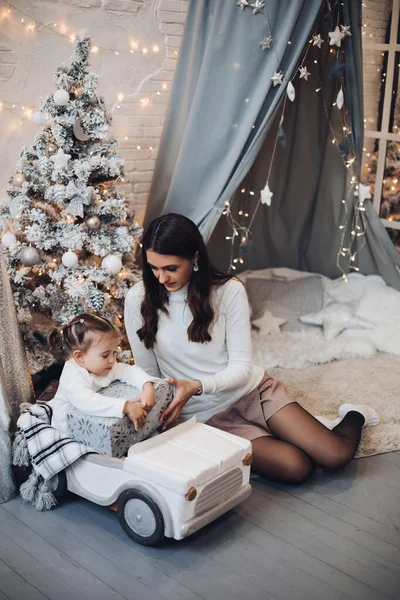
[50,417,252,546]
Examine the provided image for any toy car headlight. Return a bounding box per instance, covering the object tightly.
[185,487,197,501]
[242,453,252,466]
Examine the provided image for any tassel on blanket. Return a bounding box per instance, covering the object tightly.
[12,431,30,467]
[35,480,57,511]
[20,471,41,504]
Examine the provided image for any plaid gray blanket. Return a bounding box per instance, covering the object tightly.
[13,402,93,510]
[15,402,93,480]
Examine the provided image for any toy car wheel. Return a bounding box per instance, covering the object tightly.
[46,470,67,501]
[117,489,164,546]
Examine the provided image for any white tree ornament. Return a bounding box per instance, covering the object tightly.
[260,182,273,206]
[50,148,71,170]
[328,26,345,47]
[287,81,295,102]
[62,251,79,268]
[2,232,17,248]
[312,34,324,48]
[53,89,70,106]
[299,66,311,81]
[271,71,283,87]
[102,254,122,275]
[33,111,44,125]
[354,184,372,205]
[336,87,344,110]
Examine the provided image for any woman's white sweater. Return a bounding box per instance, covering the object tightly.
[125,278,264,423]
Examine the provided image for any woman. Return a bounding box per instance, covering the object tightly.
[125,214,378,484]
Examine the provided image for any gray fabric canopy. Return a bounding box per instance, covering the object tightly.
[144,0,400,289]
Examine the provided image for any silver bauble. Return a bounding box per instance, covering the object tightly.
[53,89,70,106]
[20,246,41,266]
[12,173,27,187]
[45,142,58,158]
[85,215,101,230]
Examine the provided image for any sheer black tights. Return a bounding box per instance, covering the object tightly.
[252,402,364,484]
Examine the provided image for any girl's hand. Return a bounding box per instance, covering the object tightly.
[138,382,156,413]
[123,401,147,431]
[160,378,200,430]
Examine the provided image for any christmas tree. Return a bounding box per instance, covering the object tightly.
[0,34,142,374]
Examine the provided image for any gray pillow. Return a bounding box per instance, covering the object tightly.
[245,276,324,323]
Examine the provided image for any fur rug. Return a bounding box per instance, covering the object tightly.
[269,353,400,458]
[252,329,377,370]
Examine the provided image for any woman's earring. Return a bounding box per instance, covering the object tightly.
[193,261,199,272]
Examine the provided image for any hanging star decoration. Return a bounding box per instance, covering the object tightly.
[299,66,311,81]
[312,34,324,48]
[260,36,273,50]
[271,71,283,87]
[340,25,352,37]
[260,182,273,205]
[328,25,345,47]
[251,1,265,15]
[329,59,345,79]
[49,148,71,170]
[65,181,94,217]
[354,183,372,205]
[236,0,249,9]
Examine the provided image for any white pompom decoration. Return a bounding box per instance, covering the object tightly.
[53,89,70,106]
[33,111,44,125]
[62,251,79,268]
[102,254,122,275]
[2,232,17,248]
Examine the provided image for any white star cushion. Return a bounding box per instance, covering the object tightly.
[252,310,287,335]
[299,302,374,341]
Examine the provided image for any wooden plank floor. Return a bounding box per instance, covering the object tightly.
[1,452,400,600]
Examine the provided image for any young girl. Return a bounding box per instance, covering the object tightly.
[48,313,158,435]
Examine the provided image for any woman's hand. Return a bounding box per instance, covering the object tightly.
[160,378,201,430]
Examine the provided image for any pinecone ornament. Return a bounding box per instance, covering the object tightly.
[88,288,105,311]
[38,157,53,177]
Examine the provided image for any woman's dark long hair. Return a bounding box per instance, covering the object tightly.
[139,213,233,349]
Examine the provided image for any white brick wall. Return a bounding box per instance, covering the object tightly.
[0,0,189,223]
[0,2,389,222]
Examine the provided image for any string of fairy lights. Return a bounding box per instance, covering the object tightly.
[0,1,173,150]
[0,0,381,280]
[221,0,369,281]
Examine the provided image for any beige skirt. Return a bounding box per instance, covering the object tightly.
[206,372,296,441]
